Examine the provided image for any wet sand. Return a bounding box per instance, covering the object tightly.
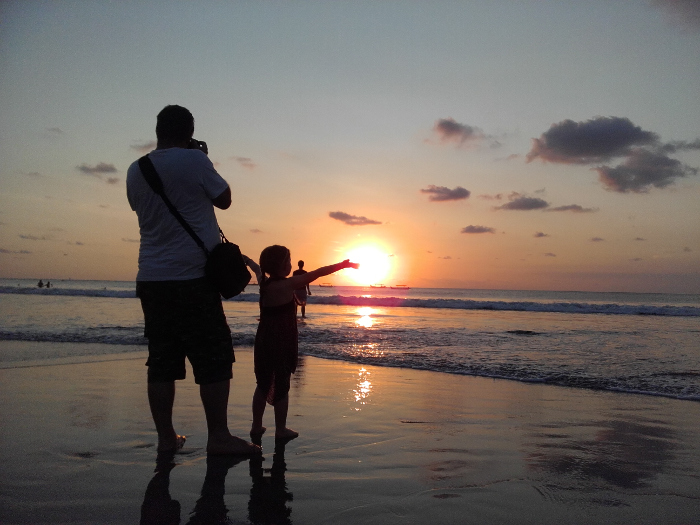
[1,342,699,524]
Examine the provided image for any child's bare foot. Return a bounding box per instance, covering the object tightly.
[157,434,186,453]
[250,426,266,446]
[207,434,261,456]
[275,427,299,441]
[250,426,266,439]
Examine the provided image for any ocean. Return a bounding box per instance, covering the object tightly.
[1,278,699,401]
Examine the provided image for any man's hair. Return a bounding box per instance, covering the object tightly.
[298,260,304,267]
[156,105,194,142]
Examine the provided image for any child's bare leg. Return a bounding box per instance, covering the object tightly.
[251,386,267,437]
[274,396,298,440]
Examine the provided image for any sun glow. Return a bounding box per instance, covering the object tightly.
[346,246,392,286]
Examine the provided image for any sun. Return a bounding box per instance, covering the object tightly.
[346,245,392,286]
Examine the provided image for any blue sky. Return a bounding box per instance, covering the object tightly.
[1,0,699,292]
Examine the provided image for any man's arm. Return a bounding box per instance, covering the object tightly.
[212,187,231,209]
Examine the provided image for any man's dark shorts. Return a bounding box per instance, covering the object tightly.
[137,277,234,385]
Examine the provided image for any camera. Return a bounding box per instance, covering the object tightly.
[188,138,208,155]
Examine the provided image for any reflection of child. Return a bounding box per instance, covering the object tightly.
[243,246,358,441]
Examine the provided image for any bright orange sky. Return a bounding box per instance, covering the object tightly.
[1,1,699,293]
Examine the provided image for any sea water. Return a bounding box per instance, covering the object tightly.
[1,279,698,400]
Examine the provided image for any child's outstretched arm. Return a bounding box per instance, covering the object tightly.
[290,259,358,288]
[242,254,262,283]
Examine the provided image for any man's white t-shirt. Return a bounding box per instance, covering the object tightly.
[126,148,229,281]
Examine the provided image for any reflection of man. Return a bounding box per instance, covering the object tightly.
[126,105,257,456]
[292,260,311,318]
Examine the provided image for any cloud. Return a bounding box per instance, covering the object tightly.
[22,171,43,178]
[461,225,496,234]
[527,117,658,164]
[0,248,32,254]
[130,140,157,153]
[250,229,263,234]
[595,148,698,193]
[431,118,485,146]
[546,204,598,213]
[420,185,471,201]
[19,234,51,241]
[635,237,646,241]
[534,232,550,238]
[77,162,118,175]
[527,116,700,193]
[653,0,700,30]
[478,193,503,201]
[46,127,64,134]
[329,211,382,226]
[77,163,121,185]
[684,246,693,252]
[544,252,557,257]
[630,257,643,262]
[121,238,139,243]
[233,157,257,170]
[439,256,453,260]
[591,237,605,242]
[495,193,549,211]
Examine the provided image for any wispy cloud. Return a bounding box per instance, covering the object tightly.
[439,255,453,260]
[19,234,52,241]
[544,252,557,257]
[420,185,470,202]
[534,232,550,238]
[233,157,257,170]
[527,116,699,193]
[546,204,598,213]
[250,229,263,234]
[130,140,157,153]
[591,237,605,242]
[461,225,496,234]
[329,211,382,226]
[0,247,32,254]
[430,118,486,146]
[77,163,120,185]
[478,193,503,201]
[495,193,549,211]
[121,238,139,243]
[46,127,64,134]
[635,237,646,241]
[653,0,700,30]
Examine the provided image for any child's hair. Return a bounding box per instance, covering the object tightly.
[259,245,290,286]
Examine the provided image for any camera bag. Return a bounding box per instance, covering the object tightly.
[137,155,251,298]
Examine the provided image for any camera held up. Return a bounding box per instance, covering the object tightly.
[188,138,208,156]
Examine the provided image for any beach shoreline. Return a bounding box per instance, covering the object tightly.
[1,342,699,524]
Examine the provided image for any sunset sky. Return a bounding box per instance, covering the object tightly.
[1,1,699,293]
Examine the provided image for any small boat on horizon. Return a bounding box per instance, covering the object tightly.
[370,284,386,288]
[318,283,334,287]
[390,284,410,290]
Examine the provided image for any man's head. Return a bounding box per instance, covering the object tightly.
[156,105,194,144]
[298,260,304,269]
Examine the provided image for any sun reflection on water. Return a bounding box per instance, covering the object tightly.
[353,367,373,409]
[355,306,375,328]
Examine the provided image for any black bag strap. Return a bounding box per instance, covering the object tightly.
[138,155,213,257]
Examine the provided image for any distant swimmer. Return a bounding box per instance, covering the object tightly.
[37,280,44,288]
[292,260,311,318]
[46,281,52,288]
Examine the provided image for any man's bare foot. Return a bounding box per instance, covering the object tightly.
[157,434,186,453]
[207,434,261,456]
[275,427,299,441]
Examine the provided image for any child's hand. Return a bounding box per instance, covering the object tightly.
[342,259,360,269]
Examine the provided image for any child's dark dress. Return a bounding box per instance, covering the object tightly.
[254,278,299,405]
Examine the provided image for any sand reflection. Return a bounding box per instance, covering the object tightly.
[353,367,373,410]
